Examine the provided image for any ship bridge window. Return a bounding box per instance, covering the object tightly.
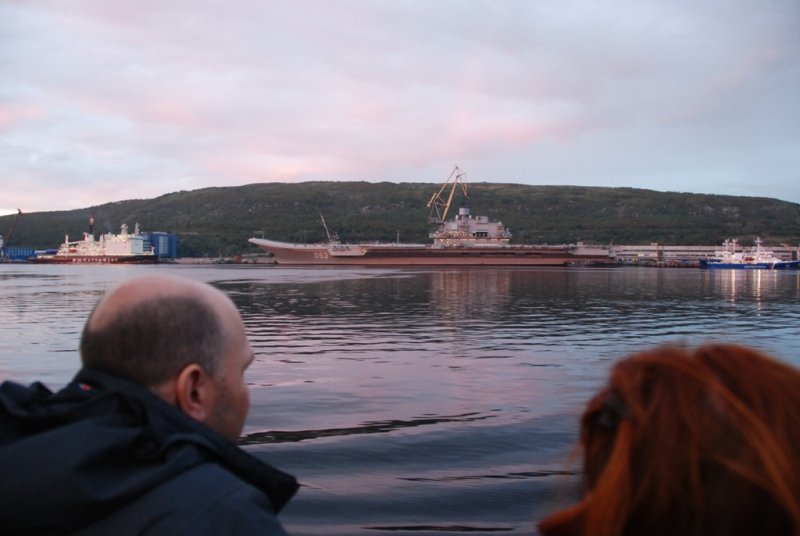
[473,231,489,238]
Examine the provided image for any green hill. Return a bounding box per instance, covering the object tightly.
[2,182,799,257]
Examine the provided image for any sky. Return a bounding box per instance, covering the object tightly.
[1,0,799,217]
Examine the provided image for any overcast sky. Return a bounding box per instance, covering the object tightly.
[1,0,798,216]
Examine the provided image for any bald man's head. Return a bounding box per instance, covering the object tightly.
[80,274,235,387]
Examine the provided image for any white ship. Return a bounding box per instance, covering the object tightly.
[33,218,158,264]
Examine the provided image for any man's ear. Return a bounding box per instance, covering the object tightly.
[174,363,215,422]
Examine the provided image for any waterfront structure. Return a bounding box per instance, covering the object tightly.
[249,167,613,266]
[611,242,799,267]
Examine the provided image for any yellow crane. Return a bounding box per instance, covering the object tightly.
[427,165,468,225]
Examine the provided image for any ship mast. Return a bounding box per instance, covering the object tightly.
[427,165,468,224]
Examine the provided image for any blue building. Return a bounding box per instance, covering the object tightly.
[142,232,178,260]
[0,247,35,260]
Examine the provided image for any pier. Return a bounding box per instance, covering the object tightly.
[609,243,800,267]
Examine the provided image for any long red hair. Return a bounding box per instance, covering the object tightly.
[539,344,800,536]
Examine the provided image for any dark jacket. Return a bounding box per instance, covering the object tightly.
[0,368,298,535]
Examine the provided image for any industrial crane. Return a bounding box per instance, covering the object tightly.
[0,209,22,257]
[426,165,469,225]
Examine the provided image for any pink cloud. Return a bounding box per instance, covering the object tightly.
[0,105,45,131]
[199,152,328,182]
[141,99,204,129]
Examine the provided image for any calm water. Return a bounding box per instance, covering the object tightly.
[2,264,800,535]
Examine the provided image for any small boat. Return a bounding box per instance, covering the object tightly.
[699,238,799,270]
[249,166,613,266]
[32,218,158,264]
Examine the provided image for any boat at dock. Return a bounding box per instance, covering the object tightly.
[699,238,799,270]
[249,167,613,266]
[32,218,158,264]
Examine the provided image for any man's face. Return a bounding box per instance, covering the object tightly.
[206,310,254,442]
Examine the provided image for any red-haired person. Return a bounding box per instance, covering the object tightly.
[539,344,800,536]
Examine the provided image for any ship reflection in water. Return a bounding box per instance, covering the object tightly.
[705,267,799,309]
[1,265,800,535]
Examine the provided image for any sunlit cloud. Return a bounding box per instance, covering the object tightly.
[0,0,798,213]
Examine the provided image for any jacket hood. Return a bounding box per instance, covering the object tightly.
[0,368,298,533]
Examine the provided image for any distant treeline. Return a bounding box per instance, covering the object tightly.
[2,182,800,257]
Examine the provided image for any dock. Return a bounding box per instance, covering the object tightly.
[609,243,800,267]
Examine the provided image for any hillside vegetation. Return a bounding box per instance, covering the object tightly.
[3,182,799,257]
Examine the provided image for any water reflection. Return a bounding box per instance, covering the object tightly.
[709,268,792,307]
[3,264,800,535]
[239,412,494,445]
[428,269,513,319]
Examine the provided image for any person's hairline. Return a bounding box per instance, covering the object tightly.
[87,277,227,333]
[82,279,237,381]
